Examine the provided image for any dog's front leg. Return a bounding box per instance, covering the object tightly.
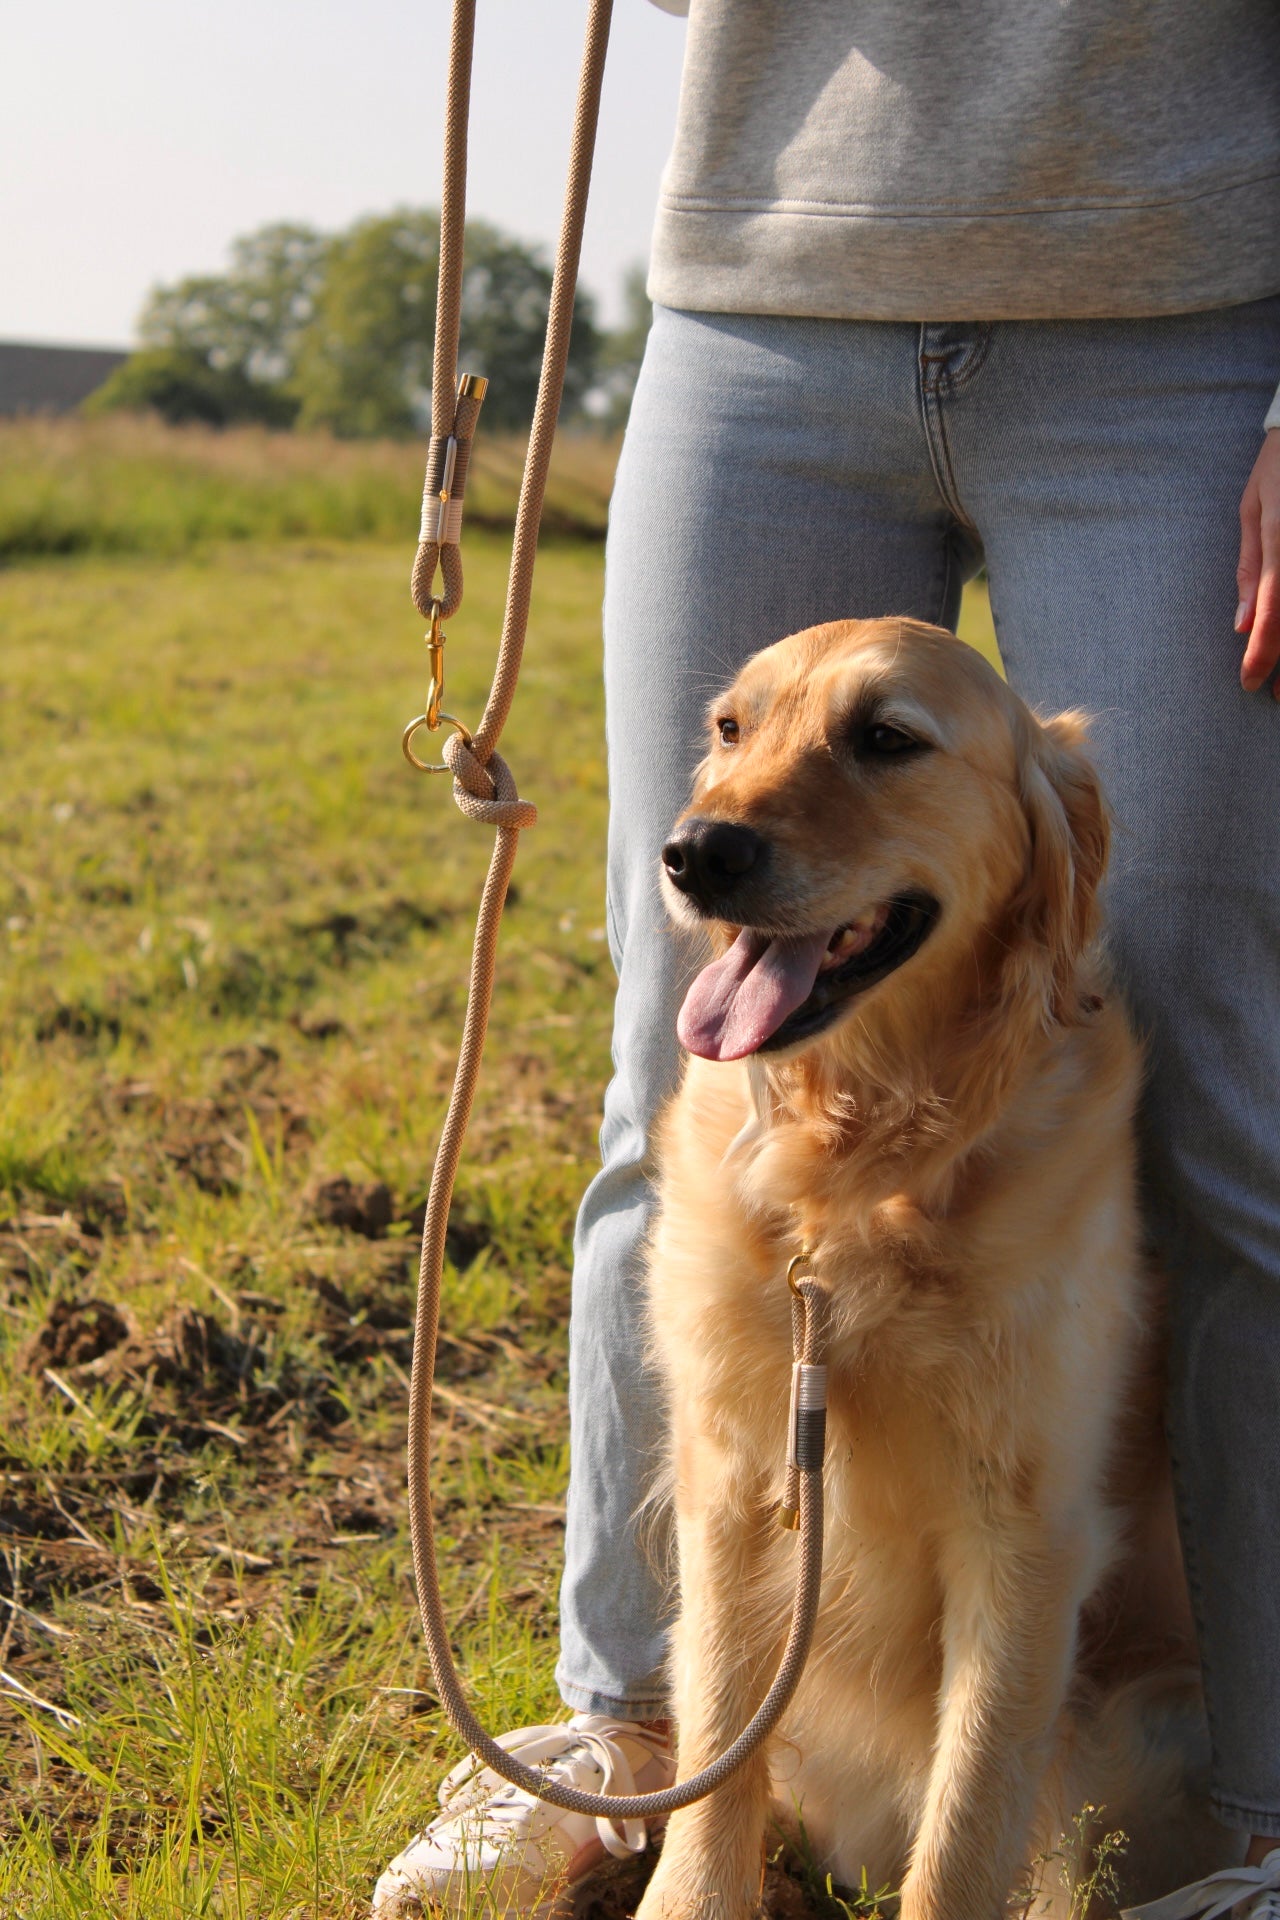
[635,1425,780,1920]
[900,1511,1090,1920]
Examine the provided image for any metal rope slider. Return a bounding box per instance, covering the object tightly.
[778,1250,827,1530]
[787,1362,829,1474]
[418,370,487,551]
[422,431,459,547]
[412,372,489,624]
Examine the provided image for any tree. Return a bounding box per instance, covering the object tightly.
[455,221,600,432]
[591,265,652,430]
[288,210,438,438]
[290,210,601,437]
[129,210,603,440]
[84,347,300,428]
[139,223,327,389]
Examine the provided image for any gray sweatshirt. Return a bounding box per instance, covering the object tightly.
[646,1,1280,330]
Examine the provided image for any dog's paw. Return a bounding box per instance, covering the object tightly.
[634,1861,761,1920]
[634,1897,759,1920]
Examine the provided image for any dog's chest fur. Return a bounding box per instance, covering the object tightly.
[648,1018,1144,1656]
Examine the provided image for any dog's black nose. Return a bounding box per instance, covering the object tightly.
[662,818,764,898]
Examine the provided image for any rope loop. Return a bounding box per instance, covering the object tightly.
[412,540,464,622]
[443,732,537,829]
[410,377,488,621]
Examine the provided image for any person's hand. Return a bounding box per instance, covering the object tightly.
[1237,426,1280,694]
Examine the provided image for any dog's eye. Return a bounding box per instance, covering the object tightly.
[857,721,927,758]
[717,718,740,747]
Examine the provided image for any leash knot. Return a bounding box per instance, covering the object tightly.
[443,733,538,829]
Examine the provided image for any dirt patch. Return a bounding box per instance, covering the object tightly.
[73,1182,130,1237]
[306,1272,413,1364]
[400,1200,492,1270]
[33,998,123,1046]
[296,899,443,967]
[217,1039,281,1087]
[128,1305,261,1396]
[163,1091,312,1196]
[116,1303,345,1434]
[292,1011,348,1041]
[18,1296,347,1440]
[20,1297,133,1374]
[308,1176,394,1238]
[164,1133,245,1196]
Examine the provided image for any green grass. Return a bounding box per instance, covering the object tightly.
[0,532,609,1915]
[0,508,999,1916]
[0,417,616,560]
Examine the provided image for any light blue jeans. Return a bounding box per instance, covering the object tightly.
[555,299,1280,1834]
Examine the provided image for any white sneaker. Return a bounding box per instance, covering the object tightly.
[371,1714,675,1917]
[1122,1848,1280,1920]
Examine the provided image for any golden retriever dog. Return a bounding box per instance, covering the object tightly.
[637,619,1229,1920]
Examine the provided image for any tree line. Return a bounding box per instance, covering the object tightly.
[89,212,651,437]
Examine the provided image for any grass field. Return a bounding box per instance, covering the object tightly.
[0,417,615,561]
[0,423,999,1918]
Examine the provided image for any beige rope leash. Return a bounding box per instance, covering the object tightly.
[402,0,829,1820]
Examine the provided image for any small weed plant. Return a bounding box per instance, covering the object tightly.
[1016,1804,1129,1920]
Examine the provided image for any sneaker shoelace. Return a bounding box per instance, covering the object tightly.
[1123,1849,1280,1920]
[435,1719,660,1862]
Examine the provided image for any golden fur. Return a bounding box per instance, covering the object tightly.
[637,620,1226,1920]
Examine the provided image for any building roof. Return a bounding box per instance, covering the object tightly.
[0,340,129,416]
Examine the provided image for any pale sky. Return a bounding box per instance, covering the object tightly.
[2,2,688,349]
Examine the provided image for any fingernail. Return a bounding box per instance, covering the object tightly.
[1235,602,1250,631]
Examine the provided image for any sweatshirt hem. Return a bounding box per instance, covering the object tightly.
[650,180,1280,322]
[659,160,1280,225]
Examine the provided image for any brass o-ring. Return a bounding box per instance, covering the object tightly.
[401,712,473,773]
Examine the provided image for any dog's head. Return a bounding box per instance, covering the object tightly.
[663,618,1108,1065]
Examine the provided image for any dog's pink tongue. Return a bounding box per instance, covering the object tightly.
[678,927,834,1061]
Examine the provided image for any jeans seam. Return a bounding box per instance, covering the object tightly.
[1167,1403,1225,1797]
[920,395,955,516]
[941,322,994,393]
[605,887,624,977]
[925,393,973,530]
[916,338,972,531]
[917,325,989,530]
[934,527,956,630]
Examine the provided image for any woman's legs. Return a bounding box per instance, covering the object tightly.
[557,305,977,1714]
[936,294,1280,1841]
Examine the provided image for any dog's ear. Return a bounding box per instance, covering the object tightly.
[1016,709,1110,1024]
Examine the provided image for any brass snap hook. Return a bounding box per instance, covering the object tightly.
[786,1250,814,1296]
[403,600,473,771]
[425,599,446,731]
